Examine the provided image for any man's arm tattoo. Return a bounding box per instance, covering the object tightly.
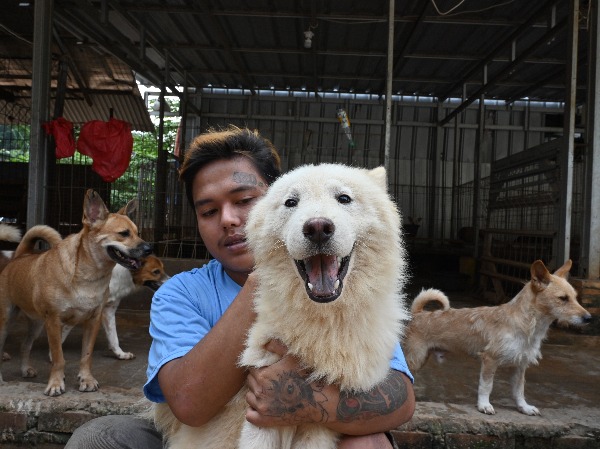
[264,371,329,423]
[336,372,408,422]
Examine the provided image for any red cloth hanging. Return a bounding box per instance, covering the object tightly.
[77,118,134,182]
[42,117,76,159]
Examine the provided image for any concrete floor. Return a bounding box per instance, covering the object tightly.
[1,287,599,442]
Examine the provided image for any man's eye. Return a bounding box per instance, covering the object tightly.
[284,198,298,207]
[200,209,216,217]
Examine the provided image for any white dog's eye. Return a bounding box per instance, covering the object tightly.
[284,198,298,207]
[337,194,352,204]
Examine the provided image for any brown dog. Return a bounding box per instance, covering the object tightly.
[403,259,592,416]
[0,189,151,396]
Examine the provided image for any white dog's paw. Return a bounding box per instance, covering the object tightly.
[477,402,496,415]
[518,404,540,416]
[114,350,135,360]
[2,351,10,361]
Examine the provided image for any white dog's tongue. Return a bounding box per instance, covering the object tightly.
[304,254,339,297]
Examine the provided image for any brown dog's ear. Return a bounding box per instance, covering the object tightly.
[117,198,139,221]
[530,260,551,292]
[82,189,109,227]
[553,259,572,279]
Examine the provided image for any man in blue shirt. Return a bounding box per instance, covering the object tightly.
[67,126,414,449]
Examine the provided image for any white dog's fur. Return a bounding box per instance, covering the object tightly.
[59,254,170,360]
[403,260,592,416]
[154,163,409,449]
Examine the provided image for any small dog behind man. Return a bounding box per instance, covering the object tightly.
[403,259,591,416]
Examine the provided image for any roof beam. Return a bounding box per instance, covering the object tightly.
[438,0,559,101]
[503,66,565,103]
[161,43,565,66]
[119,5,555,29]
[438,16,567,126]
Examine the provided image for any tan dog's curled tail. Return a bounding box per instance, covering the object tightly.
[14,225,63,258]
[411,288,450,314]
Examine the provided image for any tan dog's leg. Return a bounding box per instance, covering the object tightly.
[0,306,10,383]
[20,317,44,378]
[406,342,430,372]
[477,352,498,414]
[77,311,102,392]
[45,315,66,396]
[48,324,75,363]
[512,364,540,416]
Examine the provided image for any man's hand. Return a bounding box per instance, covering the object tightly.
[245,340,329,427]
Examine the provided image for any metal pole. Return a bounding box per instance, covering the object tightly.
[557,0,579,266]
[582,0,600,278]
[27,0,53,229]
[384,0,394,174]
[154,52,169,247]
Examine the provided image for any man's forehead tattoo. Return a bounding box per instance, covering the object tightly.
[233,171,265,187]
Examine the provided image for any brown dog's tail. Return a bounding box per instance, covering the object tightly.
[14,225,63,258]
[411,288,450,314]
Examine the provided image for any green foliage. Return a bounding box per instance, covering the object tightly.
[0,124,30,161]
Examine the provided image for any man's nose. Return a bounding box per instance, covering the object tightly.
[221,204,242,228]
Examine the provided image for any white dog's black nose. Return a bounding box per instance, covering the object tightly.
[303,218,335,244]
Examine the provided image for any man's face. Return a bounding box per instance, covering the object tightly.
[192,157,268,285]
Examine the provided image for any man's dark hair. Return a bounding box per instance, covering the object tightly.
[179,125,282,208]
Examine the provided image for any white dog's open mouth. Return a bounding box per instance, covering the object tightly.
[295,252,351,303]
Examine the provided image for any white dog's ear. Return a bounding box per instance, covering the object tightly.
[368,166,388,191]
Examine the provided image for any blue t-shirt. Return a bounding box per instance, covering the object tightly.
[144,259,413,403]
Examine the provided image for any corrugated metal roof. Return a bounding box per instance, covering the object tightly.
[0,0,587,123]
[0,1,154,131]
[0,91,155,132]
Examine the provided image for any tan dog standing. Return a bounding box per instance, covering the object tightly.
[58,198,170,360]
[0,189,151,396]
[403,259,592,416]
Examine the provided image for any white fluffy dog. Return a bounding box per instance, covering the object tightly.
[154,163,409,449]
